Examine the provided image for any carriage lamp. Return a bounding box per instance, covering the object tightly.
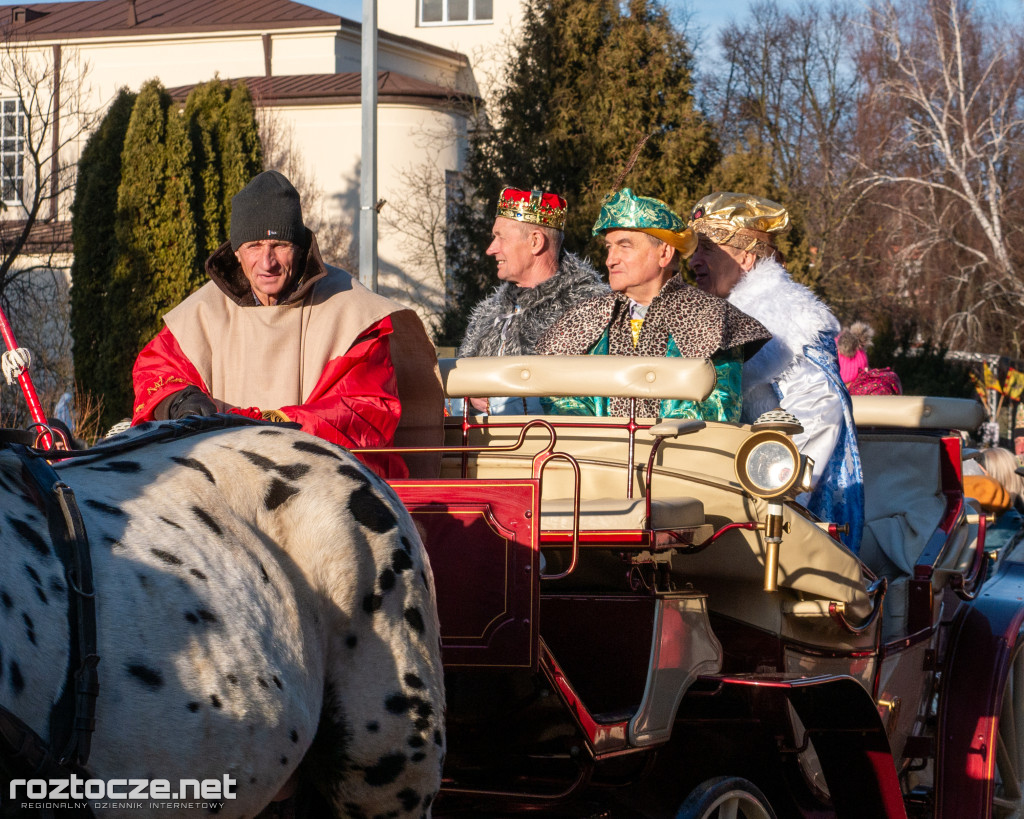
[751,407,805,436]
[734,429,811,501]
[734,427,814,592]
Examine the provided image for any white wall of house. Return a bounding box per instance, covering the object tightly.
[78,32,329,103]
[383,0,524,99]
[384,0,523,56]
[335,27,467,90]
[276,99,465,324]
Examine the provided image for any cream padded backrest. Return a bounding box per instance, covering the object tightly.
[858,434,945,576]
[440,356,716,401]
[851,395,984,430]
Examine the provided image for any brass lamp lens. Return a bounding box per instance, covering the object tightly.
[745,442,796,492]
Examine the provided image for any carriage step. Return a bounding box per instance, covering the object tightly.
[590,708,638,725]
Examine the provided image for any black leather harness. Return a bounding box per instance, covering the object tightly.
[0,443,97,817]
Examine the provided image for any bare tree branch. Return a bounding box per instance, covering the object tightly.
[0,31,98,425]
[854,0,1024,350]
[0,36,97,288]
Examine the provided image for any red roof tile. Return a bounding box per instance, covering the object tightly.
[0,219,72,254]
[168,71,472,107]
[1,0,340,37]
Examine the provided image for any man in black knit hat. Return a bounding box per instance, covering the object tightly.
[130,170,441,478]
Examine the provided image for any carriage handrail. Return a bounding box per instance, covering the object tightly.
[354,417,562,480]
[644,419,707,527]
[363,420,585,578]
[439,356,717,402]
[829,577,887,635]
[536,452,581,581]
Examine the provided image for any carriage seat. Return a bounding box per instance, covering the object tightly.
[440,355,717,407]
[851,395,985,639]
[439,356,719,544]
[540,495,706,531]
[851,394,985,431]
[852,395,984,578]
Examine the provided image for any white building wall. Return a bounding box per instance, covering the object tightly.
[383,0,523,56]
[276,100,464,327]
[70,28,339,109]
[382,0,525,99]
[263,30,341,75]
[334,28,467,90]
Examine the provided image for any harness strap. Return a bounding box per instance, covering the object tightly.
[0,706,95,818]
[11,445,99,769]
[0,428,38,446]
[55,482,100,764]
[0,705,87,780]
[59,414,294,463]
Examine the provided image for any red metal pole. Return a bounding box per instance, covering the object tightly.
[0,303,53,448]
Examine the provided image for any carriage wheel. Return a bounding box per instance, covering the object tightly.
[675,776,777,819]
[995,643,1024,818]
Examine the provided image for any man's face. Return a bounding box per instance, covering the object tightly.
[235,240,300,306]
[486,218,534,284]
[690,234,751,297]
[603,229,673,305]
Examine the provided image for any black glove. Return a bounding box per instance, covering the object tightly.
[167,386,217,419]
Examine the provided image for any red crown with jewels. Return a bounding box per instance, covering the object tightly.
[496,187,567,231]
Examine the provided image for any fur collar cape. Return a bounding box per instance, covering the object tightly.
[727,256,840,388]
[458,252,607,357]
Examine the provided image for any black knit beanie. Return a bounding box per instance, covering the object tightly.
[230,170,306,251]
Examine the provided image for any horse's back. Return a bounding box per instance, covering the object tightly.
[0,421,444,818]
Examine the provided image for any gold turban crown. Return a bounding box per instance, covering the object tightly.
[688,192,790,257]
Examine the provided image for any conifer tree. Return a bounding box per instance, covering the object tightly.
[69,87,137,408]
[220,83,263,230]
[72,78,261,427]
[184,79,262,258]
[99,79,197,425]
[440,0,717,344]
[185,79,228,260]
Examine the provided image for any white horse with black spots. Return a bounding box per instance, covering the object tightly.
[0,419,445,818]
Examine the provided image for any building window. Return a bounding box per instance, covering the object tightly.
[1,99,25,204]
[420,0,492,25]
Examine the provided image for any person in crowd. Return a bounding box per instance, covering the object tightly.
[837,322,873,384]
[989,445,1024,509]
[963,446,1024,550]
[131,169,440,478]
[457,187,608,414]
[977,446,1024,506]
[687,191,863,552]
[536,188,770,421]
